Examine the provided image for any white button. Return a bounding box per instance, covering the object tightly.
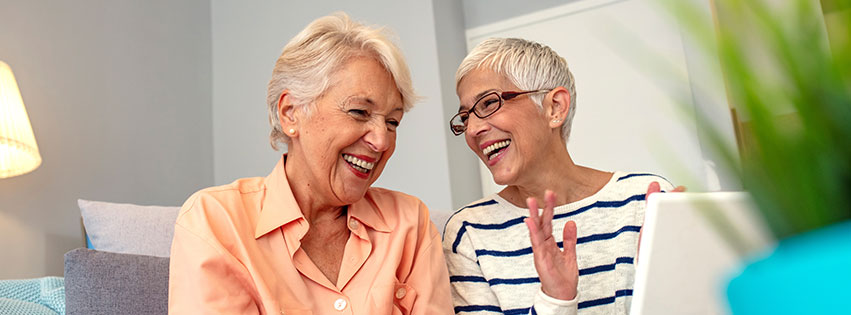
[348,219,359,230]
[395,287,407,299]
[333,298,347,311]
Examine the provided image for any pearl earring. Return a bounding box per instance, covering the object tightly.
[288,128,296,135]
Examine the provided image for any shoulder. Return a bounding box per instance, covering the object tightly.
[444,196,500,229]
[364,187,432,229]
[441,196,502,246]
[610,171,675,193]
[365,187,428,223]
[176,177,265,226]
[366,187,425,209]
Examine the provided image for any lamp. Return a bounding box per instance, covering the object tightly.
[0,60,41,178]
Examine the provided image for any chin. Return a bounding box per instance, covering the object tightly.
[490,171,516,186]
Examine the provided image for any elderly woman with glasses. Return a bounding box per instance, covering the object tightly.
[168,14,453,314]
[442,38,683,315]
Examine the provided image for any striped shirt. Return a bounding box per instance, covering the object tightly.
[442,172,673,315]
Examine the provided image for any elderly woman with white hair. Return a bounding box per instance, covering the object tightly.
[168,14,453,314]
[442,38,682,314]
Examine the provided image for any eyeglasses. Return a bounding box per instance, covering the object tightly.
[449,89,550,136]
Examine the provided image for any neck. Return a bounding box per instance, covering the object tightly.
[498,140,609,208]
[283,153,347,224]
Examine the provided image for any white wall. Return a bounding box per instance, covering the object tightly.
[0,0,214,278]
[211,0,478,212]
[462,0,582,28]
[433,0,485,208]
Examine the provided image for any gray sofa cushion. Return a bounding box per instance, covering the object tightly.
[64,248,168,315]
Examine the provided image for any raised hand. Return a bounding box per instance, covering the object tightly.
[524,190,578,301]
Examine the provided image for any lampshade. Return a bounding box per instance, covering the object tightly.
[0,60,41,178]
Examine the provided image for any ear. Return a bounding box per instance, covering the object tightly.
[546,86,571,129]
[277,90,300,138]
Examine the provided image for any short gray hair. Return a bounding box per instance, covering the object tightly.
[266,13,417,150]
[455,38,577,142]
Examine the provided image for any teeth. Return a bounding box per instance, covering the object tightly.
[343,154,375,171]
[482,140,511,157]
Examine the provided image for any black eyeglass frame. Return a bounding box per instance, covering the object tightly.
[449,89,551,136]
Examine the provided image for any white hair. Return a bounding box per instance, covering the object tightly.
[266,12,417,150]
[455,38,577,142]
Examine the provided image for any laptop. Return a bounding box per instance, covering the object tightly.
[630,192,775,315]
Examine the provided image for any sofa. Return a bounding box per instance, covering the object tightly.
[64,249,169,315]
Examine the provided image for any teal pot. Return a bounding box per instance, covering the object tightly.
[726,220,851,314]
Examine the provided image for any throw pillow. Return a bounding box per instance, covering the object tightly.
[78,199,179,257]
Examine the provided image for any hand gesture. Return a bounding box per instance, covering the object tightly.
[524,190,578,301]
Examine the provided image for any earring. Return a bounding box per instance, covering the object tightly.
[288,128,296,135]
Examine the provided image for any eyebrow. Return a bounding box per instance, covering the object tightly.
[345,96,404,114]
[344,96,375,106]
[458,89,498,112]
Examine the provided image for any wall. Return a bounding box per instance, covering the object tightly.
[433,0,485,208]
[210,0,479,212]
[0,0,213,278]
[463,0,582,29]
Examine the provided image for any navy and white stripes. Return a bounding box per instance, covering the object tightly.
[448,193,648,254]
[454,288,636,314]
[450,256,635,286]
[442,171,673,314]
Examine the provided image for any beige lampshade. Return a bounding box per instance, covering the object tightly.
[0,60,41,178]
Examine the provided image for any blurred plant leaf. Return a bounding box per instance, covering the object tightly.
[659,0,851,239]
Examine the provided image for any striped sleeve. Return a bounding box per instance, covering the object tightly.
[443,216,503,314]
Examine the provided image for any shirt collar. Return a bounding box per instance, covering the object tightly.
[255,156,304,239]
[348,193,391,233]
[254,155,391,239]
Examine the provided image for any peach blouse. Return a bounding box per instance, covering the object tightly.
[168,157,452,314]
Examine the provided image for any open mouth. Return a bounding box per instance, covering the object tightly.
[482,139,511,161]
[342,153,375,175]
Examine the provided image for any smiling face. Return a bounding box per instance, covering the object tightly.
[457,68,554,186]
[284,56,404,207]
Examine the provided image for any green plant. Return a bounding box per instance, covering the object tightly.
[662,0,851,239]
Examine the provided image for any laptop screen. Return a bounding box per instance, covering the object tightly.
[630,192,774,315]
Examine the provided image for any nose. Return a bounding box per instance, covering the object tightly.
[363,121,392,152]
[465,114,490,137]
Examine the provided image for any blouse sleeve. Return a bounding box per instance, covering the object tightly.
[168,196,261,315]
[404,201,455,314]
